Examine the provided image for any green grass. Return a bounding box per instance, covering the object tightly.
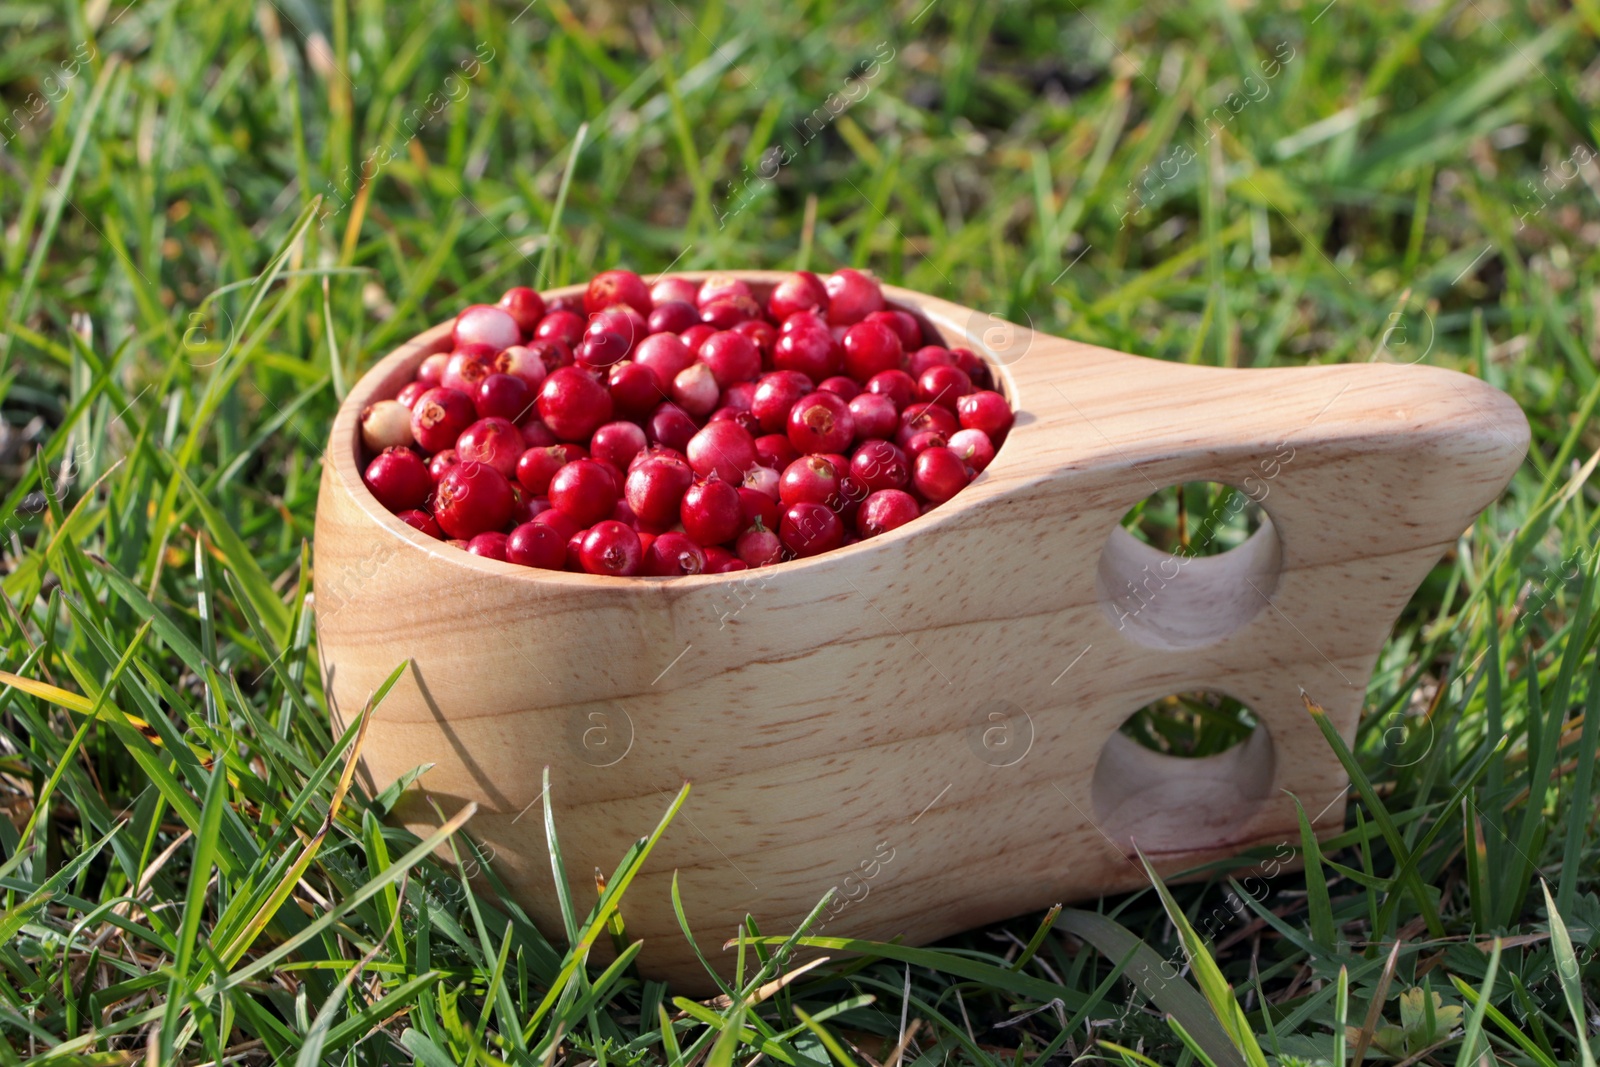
[2,0,1598,1064]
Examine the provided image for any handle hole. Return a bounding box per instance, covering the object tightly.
[1096,480,1282,649]
[1091,690,1274,854]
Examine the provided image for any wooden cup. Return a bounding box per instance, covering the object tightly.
[315,272,1527,987]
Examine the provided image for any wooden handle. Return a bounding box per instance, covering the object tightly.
[314,275,1527,990]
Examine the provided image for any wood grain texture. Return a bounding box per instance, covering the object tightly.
[313,272,1528,989]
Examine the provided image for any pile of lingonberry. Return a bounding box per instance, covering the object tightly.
[358,268,1014,576]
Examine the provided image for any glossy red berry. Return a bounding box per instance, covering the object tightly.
[732,319,778,357]
[585,269,652,316]
[579,520,643,576]
[842,320,904,381]
[697,274,754,308]
[549,459,620,526]
[433,462,515,539]
[506,521,567,569]
[865,369,916,409]
[742,464,780,500]
[779,454,842,507]
[773,325,840,381]
[957,389,1013,438]
[537,367,613,442]
[738,485,781,533]
[768,270,828,320]
[896,402,960,447]
[948,428,996,472]
[679,323,716,352]
[864,309,922,351]
[908,345,954,377]
[680,479,743,546]
[411,387,477,453]
[857,489,920,537]
[686,420,758,483]
[493,345,549,390]
[849,439,910,491]
[846,393,898,440]
[530,507,581,542]
[455,417,525,477]
[442,347,495,395]
[646,402,698,452]
[917,364,973,410]
[700,294,762,329]
[824,268,884,326]
[608,361,665,418]
[698,331,761,387]
[736,525,783,567]
[787,391,855,454]
[396,380,429,409]
[650,275,700,308]
[498,287,546,334]
[362,399,415,451]
[534,310,586,348]
[912,446,971,504]
[750,370,811,432]
[672,362,720,418]
[642,531,707,577]
[428,449,460,482]
[527,338,574,374]
[454,304,521,352]
[467,531,510,561]
[516,444,577,496]
[648,300,700,335]
[575,330,632,370]
[417,352,449,386]
[705,546,747,573]
[475,373,534,421]
[754,433,799,472]
[396,508,443,538]
[363,447,432,512]
[781,501,843,557]
[625,454,695,528]
[591,421,649,471]
[634,332,695,389]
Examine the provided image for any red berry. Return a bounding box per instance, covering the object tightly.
[679,323,716,352]
[454,304,521,352]
[780,501,843,557]
[396,508,444,538]
[642,531,707,577]
[850,439,910,491]
[434,462,515,539]
[534,310,586,348]
[686,420,758,483]
[787,391,855,454]
[549,459,619,526]
[506,521,567,569]
[516,444,578,496]
[651,275,700,308]
[680,479,743,546]
[736,525,783,567]
[752,371,813,432]
[591,421,649,471]
[527,338,575,374]
[467,531,510,561]
[847,392,898,440]
[498,287,546,334]
[537,367,613,442]
[411,387,476,453]
[608,361,665,418]
[842,320,904,381]
[773,325,841,381]
[697,274,753,308]
[817,376,861,401]
[918,364,973,410]
[475,373,534,421]
[950,346,990,386]
[732,319,777,357]
[824,268,884,326]
[579,520,643,576]
[896,402,960,447]
[362,399,415,451]
[700,294,762,330]
[721,380,758,412]
[865,369,916,409]
[956,389,1013,438]
[494,345,549,390]
[396,380,429,409]
[428,449,460,482]
[646,403,698,452]
[585,269,652,316]
[591,304,646,344]
[705,546,746,573]
[904,429,949,462]
[531,507,581,542]
[648,300,700,335]
[455,417,524,478]
[781,309,829,335]
[754,433,798,471]
[546,294,584,315]
[708,406,762,437]
[634,332,695,389]
[912,446,971,504]
[417,352,449,386]
[698,331,762,387]
[948,428,996,472]
[672,362,720,418]
[864,309,922,351]
[780,454,842,507]
[857,489,920,537]
[768,270,828,320]
[625,454,695,528]
[575,330,632,370]
[442,347,495,395]
[742,464,780,500]
[363,447,432,511]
